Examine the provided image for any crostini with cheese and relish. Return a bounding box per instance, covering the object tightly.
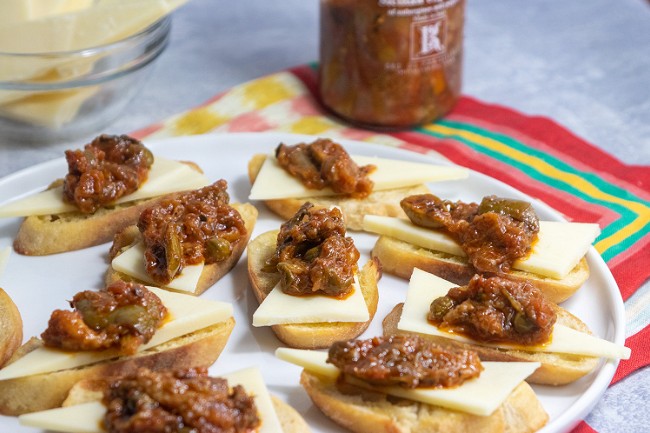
[0,281,235,415]
[365,194,600,303]
[276,336,549,433]
[2,134,210,256]
[383,268,630,386]
[248,138,468,230]
[106,180,258,295]
[248,203,380,349]
[19,367,310,433]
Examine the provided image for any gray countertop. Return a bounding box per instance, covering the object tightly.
[1,0,649,177]
[0,1,648,432]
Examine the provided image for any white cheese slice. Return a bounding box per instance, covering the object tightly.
[513,221,600,279]
[0,85,98,127]
[226,367,284,433]
[0,0,188,53]
[111,241,204,294]
[0,287,233,381]
[398,268,631,360]
[0,246,10,279]
[275,347,540,417]
[19,401,106,433]
[363,216,600,280]
[19,367,281,433]
[252,275,369,326]
[364,215,464,256]
[0,0,92,25]
[0,157,209,218]
[249,154,468,200]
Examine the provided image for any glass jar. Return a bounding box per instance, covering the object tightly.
[319,0,465,129]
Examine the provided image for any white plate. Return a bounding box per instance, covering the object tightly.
[0,132,625,433]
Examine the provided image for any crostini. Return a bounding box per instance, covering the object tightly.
[383,268,630,386]
[106,180,258,295]
[1,134,210,256]
[364,194,601,303]
[0,288,22,369]
[19,367,310,433]
[248,203,380,349]
[248,138,468,230]
[0,281,235,415]
[276,336,549,433]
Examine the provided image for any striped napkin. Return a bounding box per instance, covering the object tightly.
[132,64,649,433]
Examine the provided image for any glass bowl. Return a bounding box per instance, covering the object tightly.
[0,16,170,143]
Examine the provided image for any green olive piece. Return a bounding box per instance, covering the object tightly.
[83,149,98,165]
[429,296,454,321]
[303,245,321,262]
[513,312,537,334]
[142,147,155,167]
[501,288,524,314]
[163,225,182,280]
[206,237,232,262]
[108,305,148,332]
[75,299,108,330]
[478,196,539,232]
[277,260,307,292]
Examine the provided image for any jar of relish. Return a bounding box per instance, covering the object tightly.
[319,0,465,129]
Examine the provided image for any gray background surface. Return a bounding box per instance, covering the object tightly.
[0,1,648,431]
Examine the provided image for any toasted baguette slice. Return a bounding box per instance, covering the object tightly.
[248,154,430,230]
[13,161,204,256]
[383,303,599,386]
[300,369,548,433]
[247,230,381,349]
[63,379,311,433]
[0,317,235,416]
[0,288,22,368]
[106,202,258,295]
[371,235,589,304]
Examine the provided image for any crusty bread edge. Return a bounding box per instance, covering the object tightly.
[371,234,590,304]
[247,230,381,349]
[300,369,548,433]
[0,288,22,369]
[105,202,258,296]
[248,153,430,231]
[0,317,235,416]
[382,303,600,386]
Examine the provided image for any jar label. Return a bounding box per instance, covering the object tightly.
[411,14,446,60]
[378,0,462,73]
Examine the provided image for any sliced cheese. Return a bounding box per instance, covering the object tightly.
[18,401,106,433]
[0,0,188,54]
[364,215,464,256]
[398,268,631,359]
[0,287,233,381]
[252,275,369,326]
[249,154,468,200]
[18,367,281,433]
[363,216,600,280]
[0,246,10,279]
[225,367,284,433]
[276,347,540,417]
[513,221,600,278]
[0,0,92,25]
[0,157,209,218]
[111,241,204,294]
[0,85,98,128]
